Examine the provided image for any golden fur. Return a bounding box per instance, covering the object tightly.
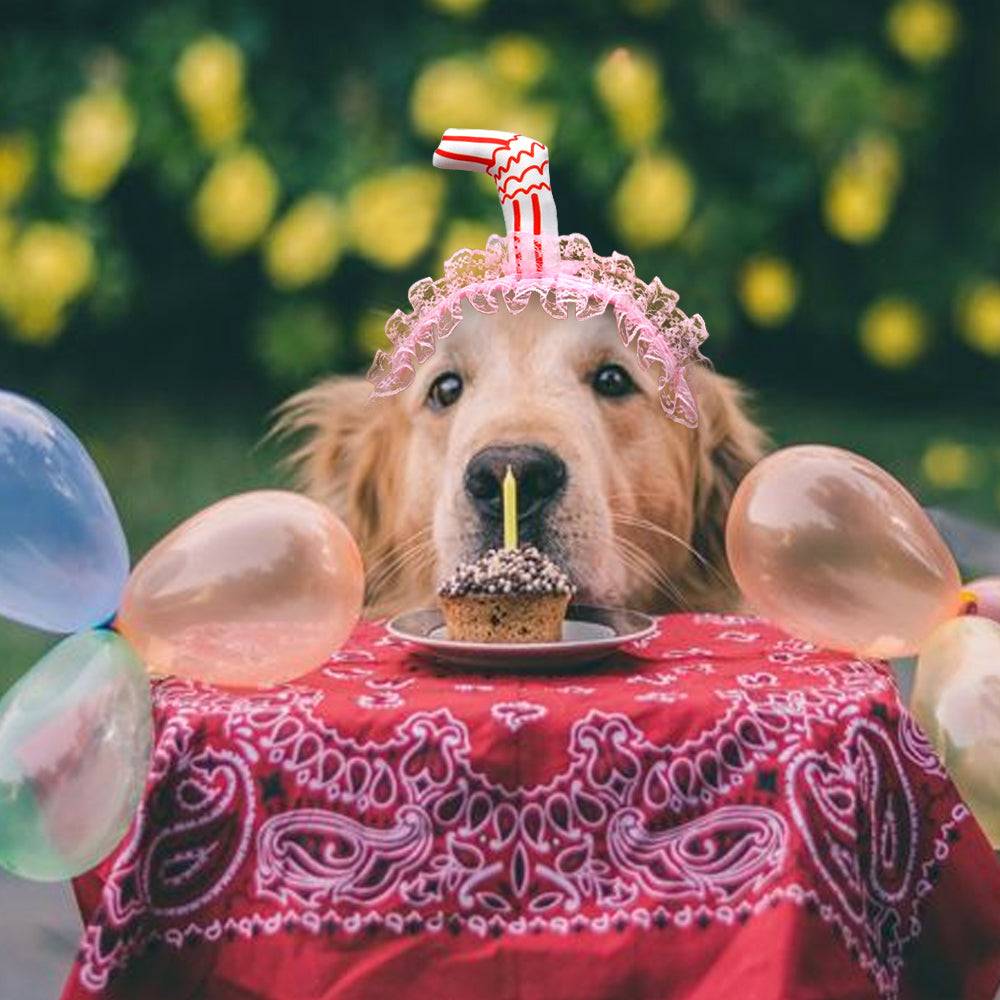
[278,301,766,617]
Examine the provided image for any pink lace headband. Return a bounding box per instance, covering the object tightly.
[366,129,709,427]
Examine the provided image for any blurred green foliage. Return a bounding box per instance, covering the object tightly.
[0,0,998,405]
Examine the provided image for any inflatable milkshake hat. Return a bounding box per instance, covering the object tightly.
[367,129,709,427]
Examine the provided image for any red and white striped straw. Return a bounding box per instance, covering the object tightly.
[433,129,558,274]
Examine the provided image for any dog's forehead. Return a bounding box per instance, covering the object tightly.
[441,300,624,370]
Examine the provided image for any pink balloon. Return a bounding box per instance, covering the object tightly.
[966,577,1000,625]
[119,491,364,687]
[726,445,962,658]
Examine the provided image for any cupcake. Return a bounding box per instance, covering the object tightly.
[438,546,575,643]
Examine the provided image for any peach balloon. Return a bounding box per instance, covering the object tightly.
[119,491,364,687]
[726,446,962,659]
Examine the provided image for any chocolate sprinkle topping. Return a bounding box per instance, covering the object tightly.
[438,546,575,598]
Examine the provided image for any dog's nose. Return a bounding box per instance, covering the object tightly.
[464,445,567,524]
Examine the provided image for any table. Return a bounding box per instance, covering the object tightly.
[60,614,1000,1000]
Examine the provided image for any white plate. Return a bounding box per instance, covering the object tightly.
[386,605,656,671]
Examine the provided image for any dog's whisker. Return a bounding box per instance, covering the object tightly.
[610,512,729,585]
[613,533,693,611]
[631,552,687,606]
[363,527,433,576]
[616,531,696,610]
[367,553,422,592]
[607,491,683,502]
[365,539,433,582]
[617,551,691,612]
[383,548,439,604]
[367,545,435,593]
[607,491,733,579]
[366,534,436,593]
[611,513,707,562]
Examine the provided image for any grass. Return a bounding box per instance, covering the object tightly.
[0,392,997,695]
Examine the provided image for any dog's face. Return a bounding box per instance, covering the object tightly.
[282,300,764,616]
[400,302,709,607]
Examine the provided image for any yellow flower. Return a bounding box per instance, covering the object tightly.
[176,35,244,112]
[264,194,343,289]
[13,223,94,304]
[958,280,1000,356]
[193,148,279,256]
[921,440,977,490]
[55,89,137,200]
[0,216,19,315]
[738,256,799,327]
[823,135,902,244]
[486,35,550,91]
[0,133,35,207]
[824,175,888,243]
[887,0,959,66]
[357,307,393,356]
[426,0,487,16]
[495,101,558,146]
[175,35,248,150]
[410,51,556,147]
[0,215,14,258]
[611,151,693,248]
[594,48,667,149]
[347,167,444,270]
[437,218,495,270]
[189,100,248,152]
[0,223,95,343]
[854,134,903,188]
[858,296,928,368]
[410,57,501,141]
[6,300,66,344]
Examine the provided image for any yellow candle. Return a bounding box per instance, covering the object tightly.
[503,465,518,550]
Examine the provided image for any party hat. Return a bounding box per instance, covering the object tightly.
[433,129,558,274]
[368,129,708,427]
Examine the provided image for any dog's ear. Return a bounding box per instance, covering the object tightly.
[275,377,404,567]
[690,370,768,601]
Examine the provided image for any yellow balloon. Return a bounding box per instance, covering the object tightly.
[913,616,1000,847]
[726,445,962,658]
[119,491,364,688]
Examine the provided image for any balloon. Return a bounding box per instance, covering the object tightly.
[0,391,129,634]
[726,445,962,658]
[118,490,364,687]
[912,616,1000,847]
[0,630,152,881]
[965,577,1000,625]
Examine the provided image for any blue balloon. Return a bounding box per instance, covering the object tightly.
[0,391,129,633]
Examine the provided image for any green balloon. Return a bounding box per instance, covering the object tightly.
[0,630,153,881]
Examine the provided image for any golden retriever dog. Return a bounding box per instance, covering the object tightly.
[279,300,766,618]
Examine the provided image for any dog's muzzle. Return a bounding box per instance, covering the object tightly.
[463,444,567,548]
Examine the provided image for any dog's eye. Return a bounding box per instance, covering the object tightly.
[427,371,464,411]
[592,363,637,399]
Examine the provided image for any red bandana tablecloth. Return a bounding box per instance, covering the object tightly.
[60,613,1000,1000]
